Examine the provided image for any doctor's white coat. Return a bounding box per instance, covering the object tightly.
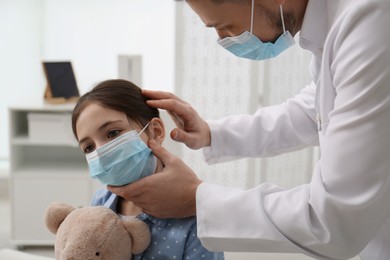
[197,0,390,259]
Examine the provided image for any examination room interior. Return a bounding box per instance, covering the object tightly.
[0,0,361,259]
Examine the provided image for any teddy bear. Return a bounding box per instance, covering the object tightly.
[44,202,151,260]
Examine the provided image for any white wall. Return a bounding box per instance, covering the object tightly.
[0,0,44,160]
[42,0,175,93]
[0,0,175,159]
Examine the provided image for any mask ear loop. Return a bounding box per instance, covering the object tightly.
[280,5,286,33]
[139,122,151,136]
[250,0,254,33]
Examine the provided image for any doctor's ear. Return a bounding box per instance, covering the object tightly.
[148,118,165,145]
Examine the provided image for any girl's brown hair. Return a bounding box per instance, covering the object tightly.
[72,79,159,140]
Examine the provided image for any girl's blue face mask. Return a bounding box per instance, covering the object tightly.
[217,2,295,60]
[86,123,156,186]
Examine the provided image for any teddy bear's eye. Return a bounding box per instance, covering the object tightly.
[95,252,100,256]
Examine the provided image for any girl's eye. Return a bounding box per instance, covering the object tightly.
[107,129,121,139]
[83,144,95,154]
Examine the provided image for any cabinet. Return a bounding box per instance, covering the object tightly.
[9,102,102,246]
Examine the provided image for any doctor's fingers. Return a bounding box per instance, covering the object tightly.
[170,128,206,150]
[107,179,147,200]
[142,89,187,103]
[131,188,197,219]
[129,194,169,218]
[146,99,196,126]
[148,139,177,167]
[149,139,204,172]
[121,175,178,218]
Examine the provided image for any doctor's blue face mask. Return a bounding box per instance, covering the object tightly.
[86,122,157,186]
[217,0,295,60]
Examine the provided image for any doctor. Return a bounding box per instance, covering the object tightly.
[109,0,390,259]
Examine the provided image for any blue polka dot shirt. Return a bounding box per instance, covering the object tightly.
[91,188,224,260]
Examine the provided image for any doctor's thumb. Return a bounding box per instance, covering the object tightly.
[148,139,173,166]
[170,128,191,144]
[171,128,201,150]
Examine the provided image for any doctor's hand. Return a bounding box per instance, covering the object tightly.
[142,89,211,150]
[108,139,203,219]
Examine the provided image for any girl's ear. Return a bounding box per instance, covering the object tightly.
[149,117,165,145]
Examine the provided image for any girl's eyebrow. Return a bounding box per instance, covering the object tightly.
[97,120,123,131]
[78,120,124,145]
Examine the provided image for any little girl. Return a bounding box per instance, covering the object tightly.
[71,79,224,260]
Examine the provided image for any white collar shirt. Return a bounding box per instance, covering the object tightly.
[199,0,390,259]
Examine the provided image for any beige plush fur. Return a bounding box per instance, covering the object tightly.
[44,202,151,260]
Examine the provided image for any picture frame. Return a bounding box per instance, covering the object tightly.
[42,61,80,104]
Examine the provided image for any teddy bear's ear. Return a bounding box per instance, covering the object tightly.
[44,202,75,234]
[122,217,151,254]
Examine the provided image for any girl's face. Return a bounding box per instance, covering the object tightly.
[76,103,151,154]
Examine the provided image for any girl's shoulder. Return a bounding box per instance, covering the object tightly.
[90,188,118,210]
